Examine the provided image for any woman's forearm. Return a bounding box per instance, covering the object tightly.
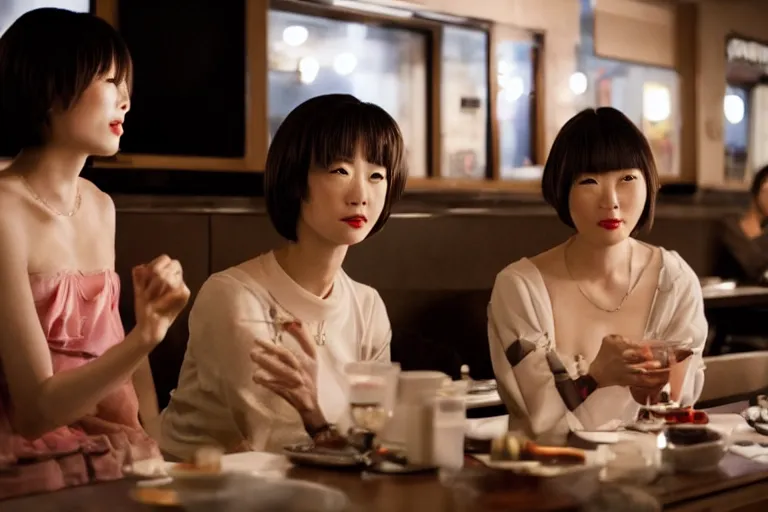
[134,357,160,429]
[21,328,155,438]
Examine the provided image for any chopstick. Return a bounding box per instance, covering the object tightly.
[243,319,286,326]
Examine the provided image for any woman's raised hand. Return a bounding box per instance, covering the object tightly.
[132,255,191,345]
[589,334,671,390]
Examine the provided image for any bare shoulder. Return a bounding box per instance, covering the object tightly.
[0,174,34,231]
[0,173,29,205]
[528,243,566,278]
[0,177,31,269]
[79,178,115,222]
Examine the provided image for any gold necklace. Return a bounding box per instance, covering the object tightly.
[564,238,633,313]
[20,176,81,217]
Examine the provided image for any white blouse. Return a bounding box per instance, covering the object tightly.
[487,248,708,438]
[159,251,391,460]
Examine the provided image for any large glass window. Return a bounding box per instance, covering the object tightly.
[441,26,488,179]
[268,9,428,177]
[496,34,537,180]
[724,36,768,184]
[724,84,750,182]
[0,0,89,36]
[572,57,680,177]
[575,0,680,178]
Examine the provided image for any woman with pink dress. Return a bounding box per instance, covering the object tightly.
[0,8,190,499]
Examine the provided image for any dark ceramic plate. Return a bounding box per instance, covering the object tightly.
[283,443,367,469]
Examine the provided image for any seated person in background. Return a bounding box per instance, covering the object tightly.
[159,94,408,460]
[0,9,190,499]
[718,165,768,284]
[488,107,707,439]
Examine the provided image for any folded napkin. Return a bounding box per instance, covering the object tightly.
[706,413,752,437]
[465,415,509,440]
[729,441,768,463]
[219,451,293,478]
[705,413,768,463]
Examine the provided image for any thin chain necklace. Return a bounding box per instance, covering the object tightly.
[564,238,635,313]
[20,176,81,217]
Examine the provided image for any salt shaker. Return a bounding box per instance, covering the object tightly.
[432,380,468,470]
[393,371,450,466]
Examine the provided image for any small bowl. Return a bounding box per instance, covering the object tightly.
[599,439,661,485]
[661,426,727,473]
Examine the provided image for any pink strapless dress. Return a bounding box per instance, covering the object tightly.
[0,270,159,500]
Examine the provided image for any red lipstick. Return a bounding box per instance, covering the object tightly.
[598,218,623,230]
[110,121,123,136]
[342,215,367,229]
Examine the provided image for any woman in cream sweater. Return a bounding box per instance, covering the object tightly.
[159,94,407,459]
[488,107,707,439]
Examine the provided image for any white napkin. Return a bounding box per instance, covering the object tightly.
[706,413,752,437]
[729,442,768,463]
[701,413,768,463]
[465,415,509,439]
[219,452,293,478]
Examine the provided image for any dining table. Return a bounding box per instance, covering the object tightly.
[702,284,768,310]
[4,402,768,512]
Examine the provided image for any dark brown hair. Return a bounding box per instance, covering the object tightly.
[265,94,407,242]
[751,165,768,199]
[541,107,660,234]
[0,8,132,155]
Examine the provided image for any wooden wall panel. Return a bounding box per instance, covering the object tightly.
[697,0,768,189]
[114,212,210,408]
[209,214,284,272]
[594,0,676,68]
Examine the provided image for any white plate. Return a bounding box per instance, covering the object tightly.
[574,430,660,445]
[474,447,609,477]
[165,465,239,486]
[573,431,621,444]
[219,451,293,477]
[123,458,173,479]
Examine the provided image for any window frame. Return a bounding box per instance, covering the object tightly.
[491,24,543,183]
[93,0,265,172]
[723,34,768,189]
[89,0,543,193]
[574,48,684,185]
[268,0,439,180]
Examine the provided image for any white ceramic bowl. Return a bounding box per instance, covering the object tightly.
[662,426,727,472]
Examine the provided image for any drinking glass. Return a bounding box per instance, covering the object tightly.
[641,338,694,369]
[344,361,401,441]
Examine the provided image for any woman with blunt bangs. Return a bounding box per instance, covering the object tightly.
[488,107,707,439]
[0,8,190,499]
[159,94,408,460]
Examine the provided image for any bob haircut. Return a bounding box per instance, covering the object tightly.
[265,94,408,242]
[0,8,133,155]
[541,107,660,234]
[751,165,768,199]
